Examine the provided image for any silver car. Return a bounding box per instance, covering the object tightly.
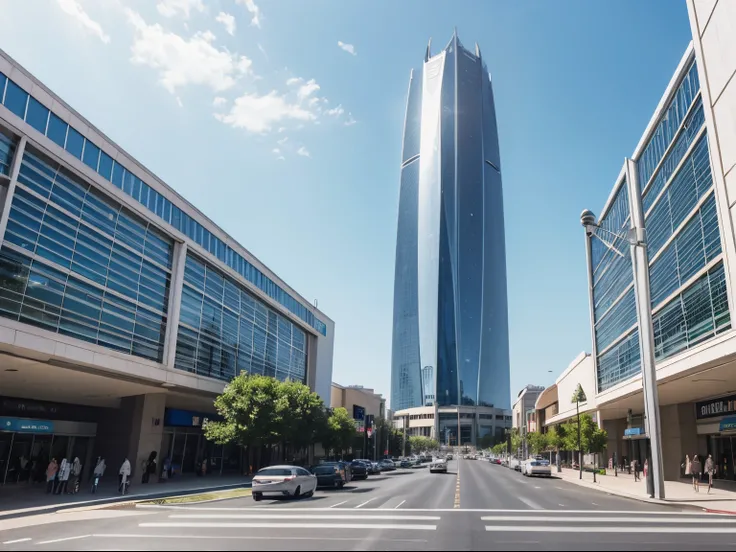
[252,465,317,501]
[429,458,447,473]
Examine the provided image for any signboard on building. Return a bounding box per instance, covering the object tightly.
[696,395,736,420]
[0,417,54,433]
[353,405,366,421]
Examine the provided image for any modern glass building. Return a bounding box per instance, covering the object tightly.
[390,33,510,412]
[0,48,334,484]
[590,51,729,394]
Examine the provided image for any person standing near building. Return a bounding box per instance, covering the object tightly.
[55,458,71,495]
[683,454,691,478]
[119,458,131,494]
[92,458,106,493]
[691,455,702,493]
[705,454,716,494]
[69,457,82,494]
[631,458,639,481]
[45,458,58,494]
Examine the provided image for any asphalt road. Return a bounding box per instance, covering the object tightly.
[2,458,736,551]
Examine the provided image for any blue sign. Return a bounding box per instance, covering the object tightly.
[719,416,736,432]
[624,427,643,437]
[0,417,54,433]
[164,408,222,428]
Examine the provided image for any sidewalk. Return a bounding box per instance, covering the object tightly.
[555,467,736,513]
[0,473,252,519]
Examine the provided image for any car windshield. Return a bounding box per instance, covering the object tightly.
[313,466,335,475]
[257,468,292,476]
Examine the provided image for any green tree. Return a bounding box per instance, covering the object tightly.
[509,427,522,456]
[571,383,587,478]
[277,379,327,461]
[325,407,358,458]
[204,373,285,469]
[478,433,494,450]
[527,431,549,455]
[547,426,565,452]
[492,443,506,456]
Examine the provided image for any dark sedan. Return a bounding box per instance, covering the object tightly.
[311,464,346,488]
[350,460,368,480]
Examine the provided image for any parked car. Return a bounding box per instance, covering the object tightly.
[312,464,347,488]
[379,459,396,471]
[508,457,521,471]
[317,461,352,483]
[429,458,448,473]
[252,465,317,501]
[399,458,412,469]
[446,454,453,460]
[350,460,369,480]
[522,458,552,477]
[356,459,381,475]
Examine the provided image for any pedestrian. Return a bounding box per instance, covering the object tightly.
[45,458,58,494]
[69,457,82,494]
[631,459,639,481]
[683,454,691,478]
[119,458,131,494]
[691,454,702,492]
[644,459,648,479]
[56,458,71,495]
[92,457,106,493]
[705,454,716,494]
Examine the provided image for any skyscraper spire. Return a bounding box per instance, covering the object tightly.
[425,38,432,62]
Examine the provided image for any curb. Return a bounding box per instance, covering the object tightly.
[704,508,736,515]
[0,481,252,520]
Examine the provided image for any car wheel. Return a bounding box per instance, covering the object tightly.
[339,481,345,489]
[305,490,314,498]
[293,485,301,499]
[253,492,262,502]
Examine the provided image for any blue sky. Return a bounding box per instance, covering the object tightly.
[0,0,694,406]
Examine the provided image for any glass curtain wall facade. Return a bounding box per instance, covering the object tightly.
[0,70,325,337]
[593,55,730,392]
[0,62,318,387]
[391,34,511,411]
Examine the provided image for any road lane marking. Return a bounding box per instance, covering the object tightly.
[454,467,460,509]
[395,500,406,509]
[2,538,31,544]
[92,534,429,543]
[355,498,377,509]
[480,516,736,523]
[534,486,541,489]
[139,522,437,530]
[329,501,348,508]
[485,526,736,534]
[36,535,91,545]
[591,503,598,506]
[168,514,441,520]
[133,506,719,514]
[517,496,542,510]
[558,503,565,507]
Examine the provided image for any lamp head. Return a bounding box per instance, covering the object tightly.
[580,209,598,237]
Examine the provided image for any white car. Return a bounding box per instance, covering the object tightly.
[508,457,521,471]
[252,465,317,501]
[522,458,552,477]
[429,458,447,473]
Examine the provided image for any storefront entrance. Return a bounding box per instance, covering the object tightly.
[708,434,736,480]
[0,418,96,485]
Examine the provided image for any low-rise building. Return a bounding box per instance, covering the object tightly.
[512,385,545,430]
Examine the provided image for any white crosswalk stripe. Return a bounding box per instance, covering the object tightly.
[137,511,440,532]
[481,510,736,533]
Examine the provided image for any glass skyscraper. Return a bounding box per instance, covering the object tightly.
[390,33,510,412]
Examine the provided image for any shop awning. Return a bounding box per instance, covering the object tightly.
[719,417,736,432]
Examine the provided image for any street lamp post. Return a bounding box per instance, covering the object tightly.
[581,165,666,500]
[572,383,586,480]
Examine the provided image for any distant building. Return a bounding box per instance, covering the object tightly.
[512,385,545,430]
[330,383,386,424]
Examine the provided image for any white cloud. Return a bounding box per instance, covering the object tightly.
[337,41,357,56]
[277,127,286,133]
[213,96,227,107]
[236,0,261,28]
[286,77,301,86]
[277,136,288,145]
[272,147,281,154]
[277,155,285,161]
[215,91,316,133]
[176,96,184,108]
[345,113,357,126]
[297,79,320,101]
[157,0,204,18]
[258,43,268,60]
[125,10,253,94]
[297,146,310,157]
[56,0,110,44]
[325,104,344,117]
[215,12,236,35]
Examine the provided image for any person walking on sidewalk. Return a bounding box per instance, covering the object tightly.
[691,455,702,492]
[56,458,71,495]
[705,454,716,494]
[119,458,131,494]
[92,457,106,493]
[45,458,58,494]
[683,454,691,478]
[631,459,640,481]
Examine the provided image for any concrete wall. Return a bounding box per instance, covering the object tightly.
[546,354,596,426]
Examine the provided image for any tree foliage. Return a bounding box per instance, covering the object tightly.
[558,413,607,453]
[407,436,439,455]
[324,407,358,457]
[527,431,550,454]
